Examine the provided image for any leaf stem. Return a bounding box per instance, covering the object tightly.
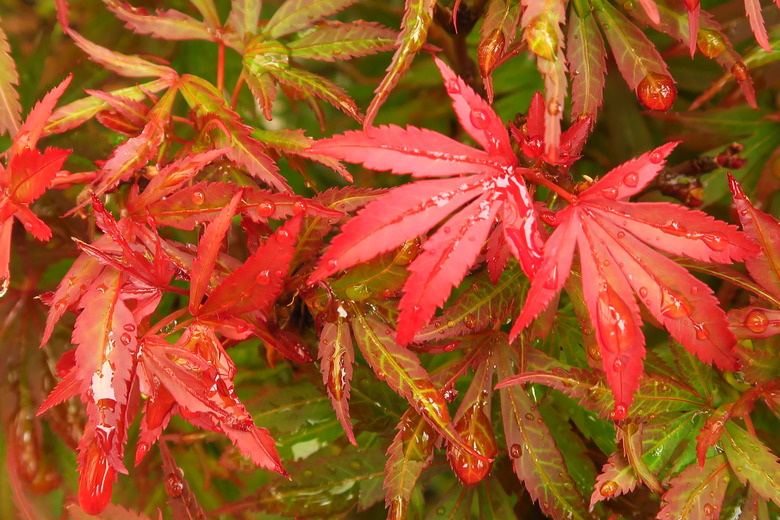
[231,71,245,110]
[527,168,576,204]
[217,42,225,94]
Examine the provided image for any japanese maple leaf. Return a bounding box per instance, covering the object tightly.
[508,142,758,419]
[0,75,72,281]
[308,56,543,344]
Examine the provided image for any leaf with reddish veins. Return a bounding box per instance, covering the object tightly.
[107,2,213,42]
[729,173,780,301]
[227,0,261,37]
[657,453,730,519]
[190,190,243,315]
[268,65,363,121]
[0,23,20,136]
[744,0,771,51]
[590,451,637,508]
[4,147,70,204]
[37,367,81,415]
[288,21,397,62]
[364,0,435,127]
[397,193,500,344]
[350,309,483,461]
[264,0,358,39]
[722,422,780,506]
[318,317,356,445]
[567,9,607,122]
[198,215,302,317]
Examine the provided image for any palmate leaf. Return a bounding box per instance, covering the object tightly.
[364,0,435,126]
[495,336,590,520]
[722,422,780,507]
[288,21,397,62]
[349,306,483,461]
[658,454,731,519]
[510,142,757,418]
[0,22,20,136]
[309,58,542,344]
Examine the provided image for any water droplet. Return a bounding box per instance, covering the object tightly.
[445,78,460,94]
[660,288,691,319]
[191,190,205,206]
[256,201,275,217]
[587,344,602,360]
[703,503,715,516]
[701,233,728,251]
[0,278,8,298]
[544,264,559,289]
[600,480,619,497]
[346,284,372,302]
[693,322,709,340]
[744,308,769,333]
[539,209,557,227]
[602,187,618,199]
[696,30,726,58]
[525,413,535,421]
[277,229,290,241]
[637,73,677,111]
[23,221,33,231]
[123,323,136,332]
[690,286,699,295]
[437,506,447,515]
[613,357,626,372]
[613,403,628,419]
[464,314,477,329]
[443,226,451,234]
[119,333,132,346]
[349,460,362,470]
[509,444,522,458]
[164,472,183,498]
[135,441,150,462]
[292,201,307,214]
[623,172,639,187]
[731,62,749,81]
[470,109,490,130]
[256,270,270,284]
[547,100,561,116]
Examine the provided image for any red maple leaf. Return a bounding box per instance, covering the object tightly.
[507,142,758,419]
[0,75,72,280]
[308,56,544,344]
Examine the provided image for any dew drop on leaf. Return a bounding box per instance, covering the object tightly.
[164,472,183,498]
[123,323,136,332]
[696,30,726,58]
[703,503,715,517]
[444,78,460,94]
[744,308,769,333]
[437,506,446,515]
[349,460,362,470]
[0,278,8,298]
[600,480,619,497]
[587,344,602,360]
[700,233,728,251]
[602,187,618,199]
[470,109,490,130]
[257,201,275,217]
[638,287,648,298]
[612,402,628,419]
[135,441,149,462]
[693,322,709,340]
[119,333,132,346]
[525,413,535,421]
[660,288,691,319]
[613,357,626,372]
[277,229,290,241]
[623,172,639,187]
[256,270,270,284]
[637,73,677,111]
[191,190,205,206]
[292,201,307,214]
[731,62,749,81]
[509,443,522,458]
[464,314,477,329]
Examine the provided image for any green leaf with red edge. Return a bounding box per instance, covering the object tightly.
[495,336,590,520]
[84,85,177,205]
[729,173,780,301]
[252,127,353,181]
[44,79,169,135]
[658,454,731,520]
[105,1,213,42]
[198,214,302,317]
[722,422,780,506]
[736,344,780,384]
[179,74,289,192]
[72,268,138,473]
[641,412,704,479]
[214,447,385,517]
[384,408,437,519]
[227,0,261,37]
[0,22,20,136]
[288,21,397,62]
[566,6,606,122]
[511,142,756,418]
[188,0,220,29]
[590,451,637,508]
[189,189,243,315]
[265,0,357,39]
[670,340,714,401]
[318,317,356,445]
[349,306,482,461]
[477,0,521,100]
[415,264,527,342]
[592,0,674,108]
[364,0,435,127]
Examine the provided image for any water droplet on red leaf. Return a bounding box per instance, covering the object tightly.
[637,73,677,111]
[256,270,270,284]
[191,190,205,206]
[596,285,635,354]
[638,287,649,298]
[660,288,691,319]
[509,443,522,458]
[587,344,602,360]
[470,109,490,130]
[292,201,307,214]
[123,323,136,332]
[165,472,184,498]
[613,403,628,419]
[600,480,619,497]
[731,62,749,81]
[602,187,618,199]
[78,444,115,515]
[744,308,769,333]
[119,333,132,346]
[693,322,709,340]
[613,357,626,372]
[623,172,639,187]
[696,30,726,58]
[445,78,461,94]
[464,314,477,329]
[135,441,150,463]
[701,232,728,251]
[257,201,275,217]
[277,229,290,241]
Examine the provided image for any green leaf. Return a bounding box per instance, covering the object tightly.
[566,7,606,121]
[349,306,478,460]
[227,0,261,37]
[658,454,731,519]
[670,341,714,401]
[265,0,358,39]
[0,23,20,136]
[722,422,780,507]
[476,477,517,518]
[415,265,527,342]
[364,0,435,126]
[217,447,386,517]
[590,451,637,508]
[641,412,704,480]
[268,63,362,121]
[424,481,473,520]
[288,21,396,62]
[331,246,411,302]
[107,3,213,42]
[496,336,590,520]
[736,344,780,384]
[318,317,356,444]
